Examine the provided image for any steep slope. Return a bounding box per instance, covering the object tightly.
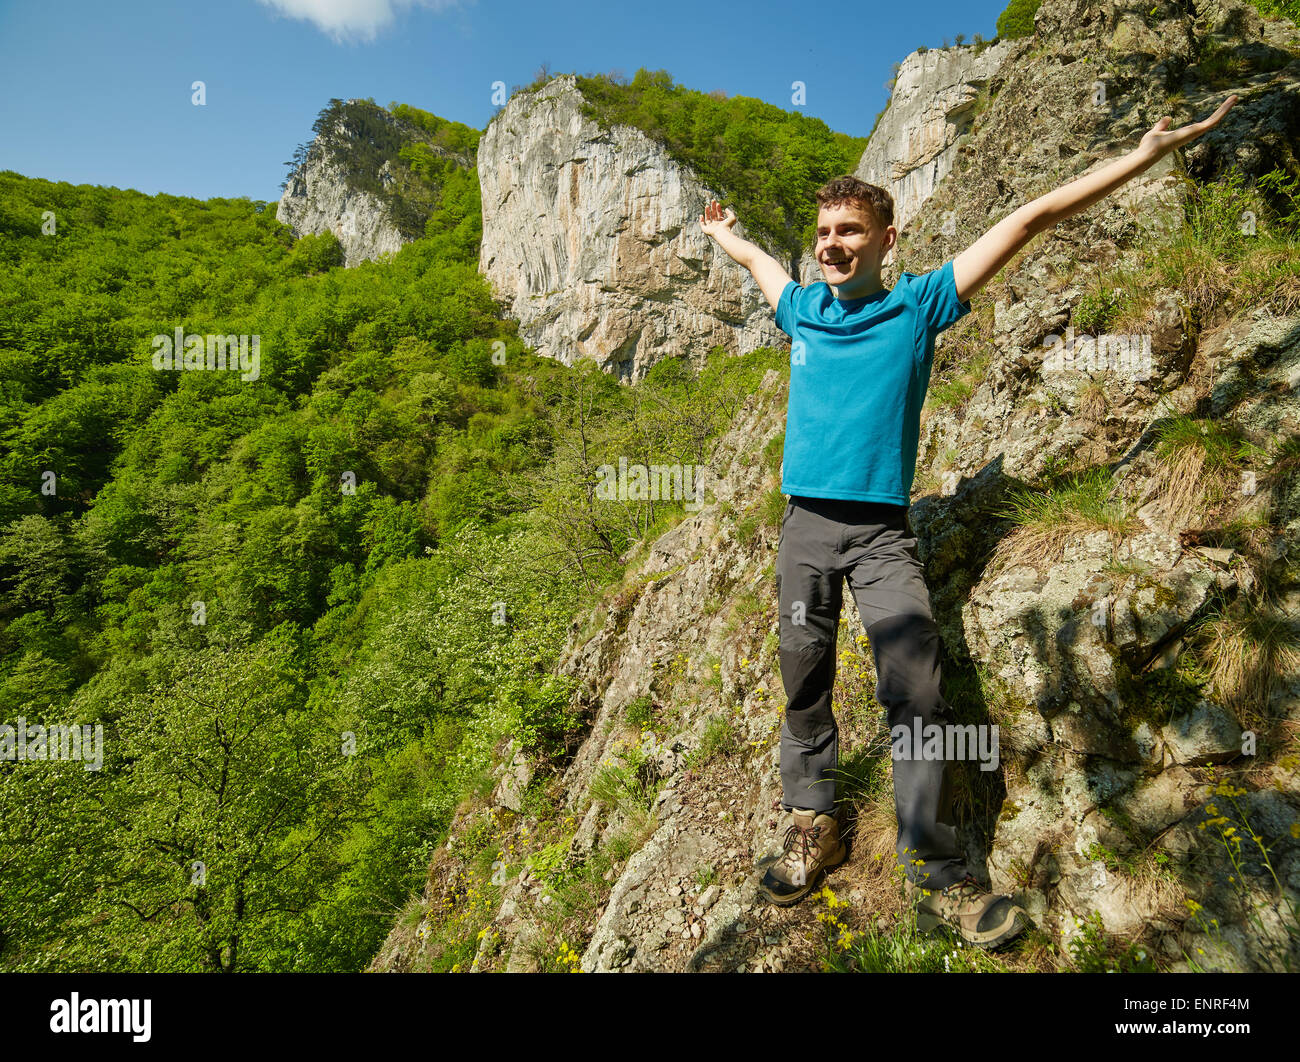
[373,0,1300,973]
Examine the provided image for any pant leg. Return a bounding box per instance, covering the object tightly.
[776,498,843,814]
[843,509,970,891]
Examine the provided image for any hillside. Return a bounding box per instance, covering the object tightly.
[278,97,479,264]
[0,139,782,971]
[1,0,1299,976]
[371,0,1300,973]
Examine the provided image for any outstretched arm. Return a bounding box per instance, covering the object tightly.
[951,95,1238,304]
[700,200,793,311]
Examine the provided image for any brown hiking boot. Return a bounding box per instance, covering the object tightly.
[758,808,846,906]
[906,873,1029,950]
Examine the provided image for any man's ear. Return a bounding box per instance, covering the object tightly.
[881,226,898,253]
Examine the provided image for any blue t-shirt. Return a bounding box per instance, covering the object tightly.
[775,259,971,505]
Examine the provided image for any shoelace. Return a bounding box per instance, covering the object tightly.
[781,822,822,871]
[942,874,984,899]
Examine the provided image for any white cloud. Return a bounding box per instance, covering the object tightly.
[256,0,469,43]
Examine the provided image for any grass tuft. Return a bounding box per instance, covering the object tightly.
[1186,606,1300,731]
[990,467,1136,572]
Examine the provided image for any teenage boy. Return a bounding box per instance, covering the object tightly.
[699,95,1235,948]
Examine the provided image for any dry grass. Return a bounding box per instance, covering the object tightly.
[1187,607,1300,733]
[1263,261,1300,317]
[1241,715,1300,792]
[1161,242,1236,322]
[1077,377,1108,422]
[842,784,910,917]
[1239,244,1300,316]
[990,467,1138,573]
[1158,441,1213,528]
[1152,415,1258,530]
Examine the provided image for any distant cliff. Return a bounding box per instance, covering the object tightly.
[277,98,474,267]
[476,75,789,382]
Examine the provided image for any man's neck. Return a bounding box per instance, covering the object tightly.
[831,275,887,302]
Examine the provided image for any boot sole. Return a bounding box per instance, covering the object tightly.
[758,843,847,907]
[916,907,1029,950]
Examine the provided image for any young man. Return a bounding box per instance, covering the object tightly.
[699,96,1236,949]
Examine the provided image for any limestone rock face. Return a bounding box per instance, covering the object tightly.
[277,151,407,268]
[795,39,1018,285]
[277,101,473,267]
[477,75,789,382]
[858,43,1019,245]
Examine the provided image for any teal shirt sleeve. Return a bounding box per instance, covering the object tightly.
[908,259,972,336]
[775,279,801,337]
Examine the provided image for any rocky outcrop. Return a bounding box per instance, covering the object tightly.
[857,40,1018,241]
[278,151,407,267]
[277,100,473,267]
[477,75,789,382]
[794,40,1019,285]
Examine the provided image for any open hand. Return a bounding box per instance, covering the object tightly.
[700,199,737,239]
[1138,94,1237,158]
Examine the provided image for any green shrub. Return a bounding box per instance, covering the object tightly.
[1154,416,1253,472]
[762,432,784,475]
[285,230,344,275]
[761,486,787,528]
[927,378,974,410]
[1072,287,1124,334]
[736,511,761,544]
[1251,0,1299,24]
[996,0,1042,40]
[688,714,739,767]
[1068,912,1157,972]
[625,694,654,730]
[1258,0,1300,23]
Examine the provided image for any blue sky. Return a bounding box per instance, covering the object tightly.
[0,0,1010,203]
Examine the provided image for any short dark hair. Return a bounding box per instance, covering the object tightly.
[814,176,894,231]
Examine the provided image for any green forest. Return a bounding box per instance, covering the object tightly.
[0,88,787,970]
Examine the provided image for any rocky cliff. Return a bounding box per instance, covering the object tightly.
[277,99,473,267]
[476,75,790,382]
[278,150,407,267]
[858,40,1019,242]
[372,0,1300,973]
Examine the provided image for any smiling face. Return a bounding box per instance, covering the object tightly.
[815,200,897,300]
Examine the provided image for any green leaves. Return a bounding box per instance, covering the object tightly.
[995,0,1042,41]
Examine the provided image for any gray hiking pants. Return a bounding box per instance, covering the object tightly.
[775,495,969,891]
